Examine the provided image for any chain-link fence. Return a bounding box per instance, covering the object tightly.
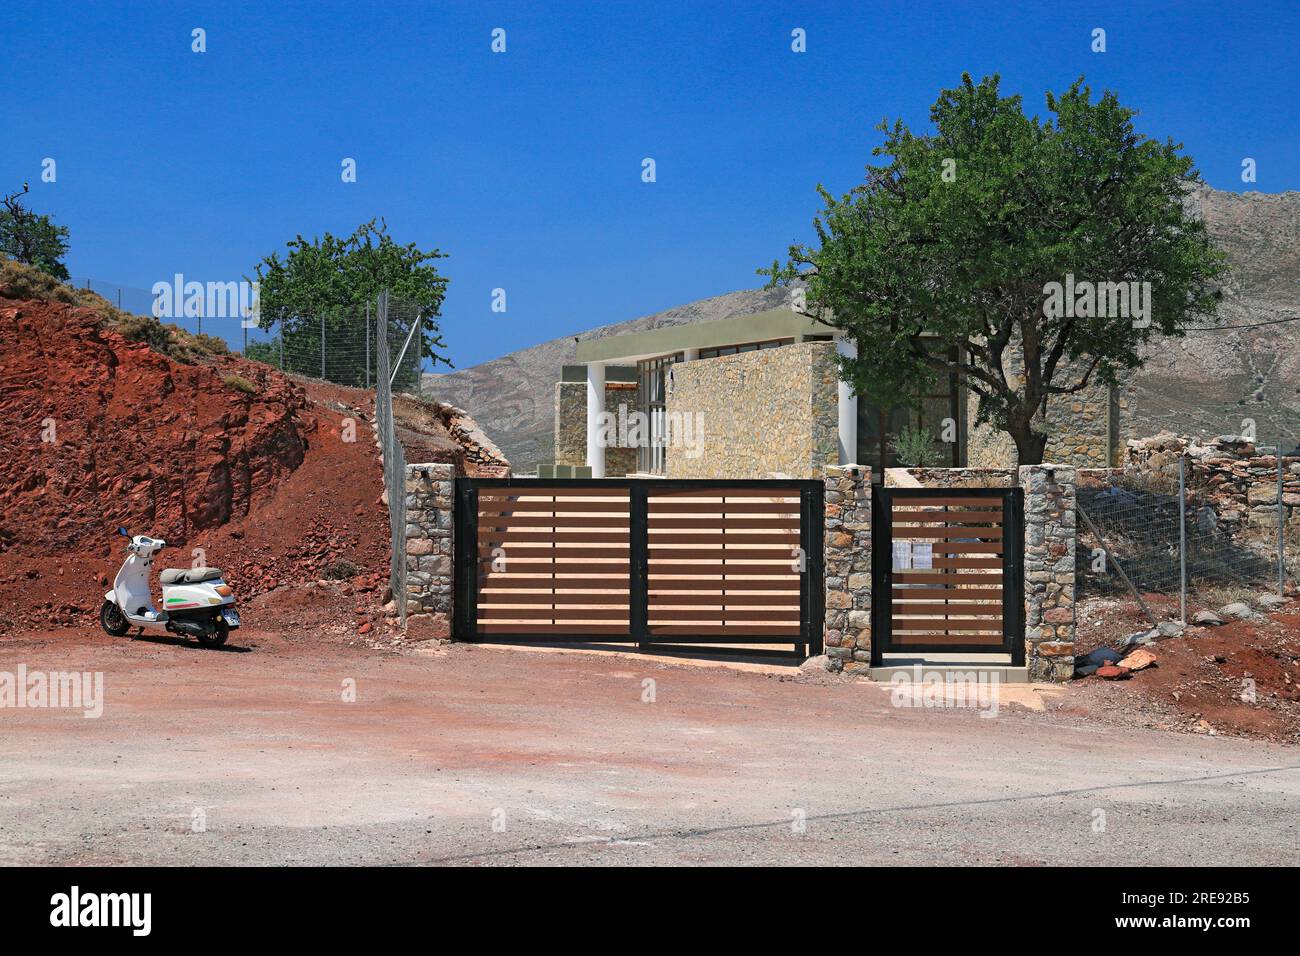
[1078,448,1296,617]
[244,300,424,395]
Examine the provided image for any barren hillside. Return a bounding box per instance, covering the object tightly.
[1124,186,1300,444]
[0,264,467,634]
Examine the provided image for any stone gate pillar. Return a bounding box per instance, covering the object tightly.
[1019,464,1076,682]
[823,465,871,673]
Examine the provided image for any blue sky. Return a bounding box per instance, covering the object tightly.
[4,0,1298,369]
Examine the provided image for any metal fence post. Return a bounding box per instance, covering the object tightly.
[1179,455,1187,623]
[365,303,371,389]
[320,315,326,379]
[1280,440,1286,598]
[279,314,284,370]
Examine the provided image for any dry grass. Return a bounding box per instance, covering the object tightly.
[0,256,227,364]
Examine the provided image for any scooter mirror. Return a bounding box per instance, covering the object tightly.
[117,527,129,537]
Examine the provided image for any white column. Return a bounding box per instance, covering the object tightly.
[681,347,699,361]
[836,335,858,465]
[585,362,606,478]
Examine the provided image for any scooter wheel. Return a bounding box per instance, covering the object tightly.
[199,618,229,648]
[99,600,130,637]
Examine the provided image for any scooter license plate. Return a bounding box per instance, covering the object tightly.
[221,608,241,627]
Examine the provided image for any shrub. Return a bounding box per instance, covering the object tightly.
[890,423,945,467]
[322,558,358,580]
[222,374,258,395]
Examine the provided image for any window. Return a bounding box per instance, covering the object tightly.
[636,354,680,474]
[855,342,962,478]
[698,337,793,359]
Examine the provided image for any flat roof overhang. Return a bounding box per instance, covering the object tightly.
[573,306,836,365]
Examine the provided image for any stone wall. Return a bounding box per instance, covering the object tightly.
[404,462,454,638]
[423,400,511,476]
[1122,432,1299,539]
[964,340,1117,468]
[553,380,638,475]
[823,465,872,674]
[554,380,585,467]
[1020,464,1076,681]
[666,341,838,479]
[884,466,1015,489]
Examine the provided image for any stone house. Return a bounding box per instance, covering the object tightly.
[549,306,1120,479]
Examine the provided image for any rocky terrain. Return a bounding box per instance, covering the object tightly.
[0,298,311,554]
[426,184,1299,472]
[1123,185,1300,444]
[1068,592,1300,743]
[0,265,472,636]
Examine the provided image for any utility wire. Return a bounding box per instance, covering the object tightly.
[1182,313,1300,331]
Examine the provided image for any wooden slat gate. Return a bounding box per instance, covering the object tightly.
[870,487,1024,666]
[454,478,824,656]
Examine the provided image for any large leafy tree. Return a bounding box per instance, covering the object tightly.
[250,219,450,388]
[2,184,71,281]
[763,74,1225,465]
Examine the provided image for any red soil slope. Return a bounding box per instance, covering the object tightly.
[0,299,391,632]
[0,299,309,551]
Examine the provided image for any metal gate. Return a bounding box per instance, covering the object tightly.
[454,478,824,656]
[870,487,1024,665]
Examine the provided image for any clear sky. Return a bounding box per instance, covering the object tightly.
[4,0,1298,369]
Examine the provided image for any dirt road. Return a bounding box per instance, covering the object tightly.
[1,624,1298,866]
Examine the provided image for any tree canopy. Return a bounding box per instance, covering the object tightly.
[250,219,450,388]
[763,74,1226,465]
[1,184,70,282]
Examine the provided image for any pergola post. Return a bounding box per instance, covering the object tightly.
[586,362,606,478]
[836,335,858,465]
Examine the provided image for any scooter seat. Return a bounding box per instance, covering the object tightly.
[160,567,223,585]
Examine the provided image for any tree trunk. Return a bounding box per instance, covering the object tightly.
[1010,425,1049,466]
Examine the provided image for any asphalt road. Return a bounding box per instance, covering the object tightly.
[1,629,1298,866]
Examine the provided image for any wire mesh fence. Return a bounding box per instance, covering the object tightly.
[68,276,428,395]
[1078,449,1295,616]
[244,300,424,395]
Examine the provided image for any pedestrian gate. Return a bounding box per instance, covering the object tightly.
[870,487,1024,666]
[454,478,824,656]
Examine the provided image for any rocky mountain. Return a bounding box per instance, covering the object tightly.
[1127,186,1300,445]
[425,185,1300,470]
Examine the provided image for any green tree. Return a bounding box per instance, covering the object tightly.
[1,184,71,282]
[251,219,450,387]
[764,74,1226,465]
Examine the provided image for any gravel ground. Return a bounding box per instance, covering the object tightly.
[1,625,1298,866]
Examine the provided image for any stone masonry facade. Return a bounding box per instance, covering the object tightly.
[965,340,1118,469]
[1020,464,1077,681]
[666,341,838,479]
[554,380,637,475]
[404,462,454,637]
[823,465,872,674]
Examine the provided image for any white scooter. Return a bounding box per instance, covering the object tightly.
[99,528,240,647]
